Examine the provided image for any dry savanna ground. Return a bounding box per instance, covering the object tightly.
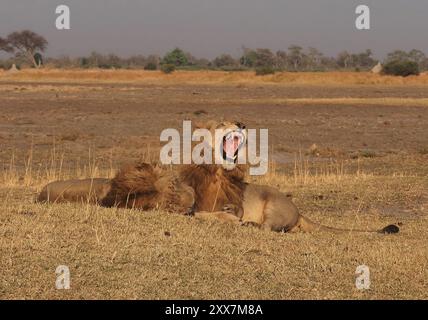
[0,70,427,299]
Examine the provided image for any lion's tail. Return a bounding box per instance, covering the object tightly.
[297,215,399,234]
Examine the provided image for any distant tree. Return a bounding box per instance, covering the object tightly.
[193,58,211,68]
[0,37,13,53]
[239,48,275,68]
[127,55,147,69]
[91,53,122,69]
[213,54,237,68]
[336,51,352,68]
[336,49,375,70]
[385,50,409,63]
[287,45,304,71]
[320,56,339,70]
[143,54,160,70]
[354,49,376,68]
[46,55,77,68]
[254,48,275,68]
[384,49,428,71]
[421,58,428,71]
[79,57,90,68]
[408,49,425,64]
[383,59,419,77]
[87,51,103,68]
[162,48,188,66]
[275,50,288,70]
[181,54,210,69]
[6,30,48,68]
[240,47,258,67]
[184,52,197,66]
[307,47,324,70]
[385,49,427,71]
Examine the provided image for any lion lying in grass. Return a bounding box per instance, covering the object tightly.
[37,120,399,234]
[38,163,195,215]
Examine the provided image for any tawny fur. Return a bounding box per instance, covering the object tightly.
[179,164,246,212]
[37,163,195,215]
[36,120,399,234]
[101,163,195,214]
[37,178,111,204]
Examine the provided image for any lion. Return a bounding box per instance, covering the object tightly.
[37,163,195,215]
[182,120,399,234]
[36,120,399,234]
[100,162,195,214]
[37,178,111,204]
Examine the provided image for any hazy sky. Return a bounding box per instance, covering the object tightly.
[0,0,427,59]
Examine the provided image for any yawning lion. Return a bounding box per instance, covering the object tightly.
[36,120,399,234]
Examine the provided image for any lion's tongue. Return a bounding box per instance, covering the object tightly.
[224,136,240,158]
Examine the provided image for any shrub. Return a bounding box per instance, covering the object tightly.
[144,62,157,70]
[255,66,275,76]
[162,48,188,66]
[213,54,237,68]
[160,64,176,74]
[382,60,420,77]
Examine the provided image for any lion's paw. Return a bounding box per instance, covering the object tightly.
[222,204,238,214]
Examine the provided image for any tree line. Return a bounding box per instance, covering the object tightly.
[1,30,428,73]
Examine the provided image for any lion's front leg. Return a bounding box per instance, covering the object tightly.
[222,203,244,219]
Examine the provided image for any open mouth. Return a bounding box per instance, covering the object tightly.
[221,130,246,163]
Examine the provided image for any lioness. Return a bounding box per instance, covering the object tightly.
[185,120,399,234]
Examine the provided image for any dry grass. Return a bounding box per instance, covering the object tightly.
[1,71,427,299]
[0,198,426,300]
[2,69,428,86]
[0,145,114,189]
[227,97,428,107]
[0,148,427,299]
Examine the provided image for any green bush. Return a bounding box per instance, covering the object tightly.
[162,48,188,66]
[382,60,419,77]
[160,64,176,74]
[255,66,275,76]
[144,62,157,70]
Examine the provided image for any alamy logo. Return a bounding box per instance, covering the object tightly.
[55,5,71,30]
[355,265,371,290]
[53,5,371,32]
[355,5,370,30]
[160,121,268,175]
[55,265,71,289]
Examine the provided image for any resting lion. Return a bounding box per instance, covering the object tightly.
[38,163,195,215]
[36,120,399,234]
[180,120,399,234]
